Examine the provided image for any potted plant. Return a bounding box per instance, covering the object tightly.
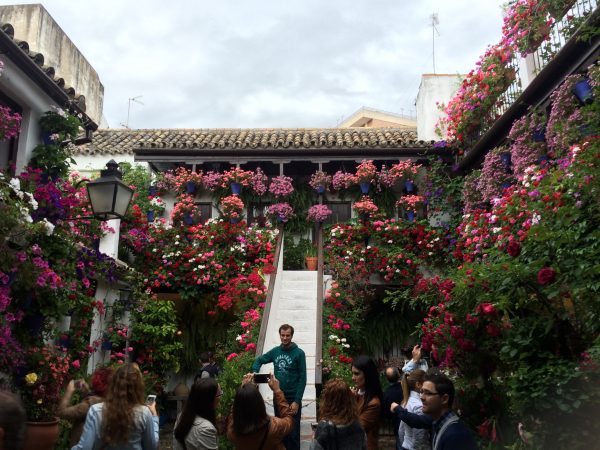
[20,345,71,450]
[305,245,318,270]
[268,175,294,198]
[309,171,332,194]
[395,195,424,222]
[352,196,379,220]
[266,202,294,223]
[221,168,253,195]
[38,107,82,142]
[220,195,245,223]
[332,170,355,191]
[307,204,333,223]
[354,160,378,193]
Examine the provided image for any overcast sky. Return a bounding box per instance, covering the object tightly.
[2,0,505,129]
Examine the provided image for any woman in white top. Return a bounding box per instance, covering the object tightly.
[173,378,220,450]
[397,369,430,450]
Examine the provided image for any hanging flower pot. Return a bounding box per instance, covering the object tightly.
[572,79,593,105]
[359,182,370,194]
[57,335,71,349]
[501,181,513,190]
[230,182,242,195]
[41,132,54,146]
[277,215,286,223]
[230,217,240,224]
[147,210,155,222]
[23,419,60,450]
[185,181,197,194]
[404,180,415,193]
[148,185,158,196]
[101,339,113,351]
[532,128,546,142]
[537,154,550,166]
[500,152,512,172]
[315,185,326,194]
[406,210,415,222]
[183,213,194,225]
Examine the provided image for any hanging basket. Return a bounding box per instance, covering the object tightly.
[359,182,370,194]
[185,181,197,194]
[230,182,242,195]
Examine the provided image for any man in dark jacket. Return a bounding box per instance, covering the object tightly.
[252,323,306,450]
[391,373,478,450]
[382,366,404,450]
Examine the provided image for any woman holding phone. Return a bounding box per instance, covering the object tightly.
[227,373,294,449]
[57,366,113,447]
[72,363,159,450]
[351,355,383,450]
[173,378,220,450]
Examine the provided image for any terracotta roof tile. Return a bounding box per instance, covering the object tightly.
[76,128,432,156]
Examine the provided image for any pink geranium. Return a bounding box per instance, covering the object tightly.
[269,175,294,197]
[307,204,333,223]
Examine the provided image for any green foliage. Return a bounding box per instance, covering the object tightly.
[131,297,183,378]
[424,156,464,228]
[29,144,76,178]
[283,184,313,233]
[283,237,311,269]
[120,163,155,214]
[39,109,82,141]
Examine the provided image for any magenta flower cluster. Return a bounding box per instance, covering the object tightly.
[267,202,294,222]
[269,175,294,197]
[307,204,333,222]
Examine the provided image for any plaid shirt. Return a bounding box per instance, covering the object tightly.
[431,410,458,449]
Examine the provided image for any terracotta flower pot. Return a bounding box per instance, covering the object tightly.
[23,419,60,450]
[305,256,318,271]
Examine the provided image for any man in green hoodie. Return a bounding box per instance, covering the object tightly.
[252,323,306,450]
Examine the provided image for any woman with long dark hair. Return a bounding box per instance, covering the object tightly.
[72,363,159,449]
[173,378,220,450]
[227,373,294,449]
[310,378,366,450]
[351,355,383,450]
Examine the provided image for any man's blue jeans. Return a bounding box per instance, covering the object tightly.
[274,399,301,450]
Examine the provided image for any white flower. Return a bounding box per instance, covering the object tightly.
[336,338,341,343]
[340,338,346,343]
[9,178,20,192]
[343,344,350,348]
[329,335,337,340]
[40,218,54,235]
[25,192,38,210]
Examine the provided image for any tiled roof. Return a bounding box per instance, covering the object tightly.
[76,128,431,156]
[0,22,88,113]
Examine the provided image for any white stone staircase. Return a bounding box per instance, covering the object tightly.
[256,269,326,449]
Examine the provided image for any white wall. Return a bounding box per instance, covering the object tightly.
[0,57,58,173]
[416,74,464,142]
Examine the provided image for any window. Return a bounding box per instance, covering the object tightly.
[324,202,351,225]
[196,202,212,223]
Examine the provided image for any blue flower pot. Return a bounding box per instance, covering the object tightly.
[147,210,155,222]
[183,213,194,225]
[359,182,370,194]
[537,154,550,166]
[277,215,286,223]
[148,185,158,196]
[41,131,54,145]
[579,124,596,137]
[315,185,326,194]
[404,181,415,193]
[230,182,242,195]
[500,151,511,167]
[101,340,112,351]
[185,181,197,194]
[572,79,593,105]
[406,210,415,222]
[230,217,239,224]
[501,181,513,190]
[57,335,71,349]
[532,128,546,142]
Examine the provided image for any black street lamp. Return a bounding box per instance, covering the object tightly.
[118,288,134,312]
[86,160,134,220]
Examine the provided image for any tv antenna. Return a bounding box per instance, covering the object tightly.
[121,96,144,129]
[430,13,440,74]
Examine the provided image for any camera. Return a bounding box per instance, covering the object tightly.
[253,373,270,384]
[145,394,156,405]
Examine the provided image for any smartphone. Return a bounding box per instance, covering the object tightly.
[145,394,156,405]
[311,422,318,431]
[253,373,270,383]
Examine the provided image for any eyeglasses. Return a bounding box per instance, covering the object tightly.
[419,389,442,397]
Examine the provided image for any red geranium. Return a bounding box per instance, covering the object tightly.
[507,240,521,257]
